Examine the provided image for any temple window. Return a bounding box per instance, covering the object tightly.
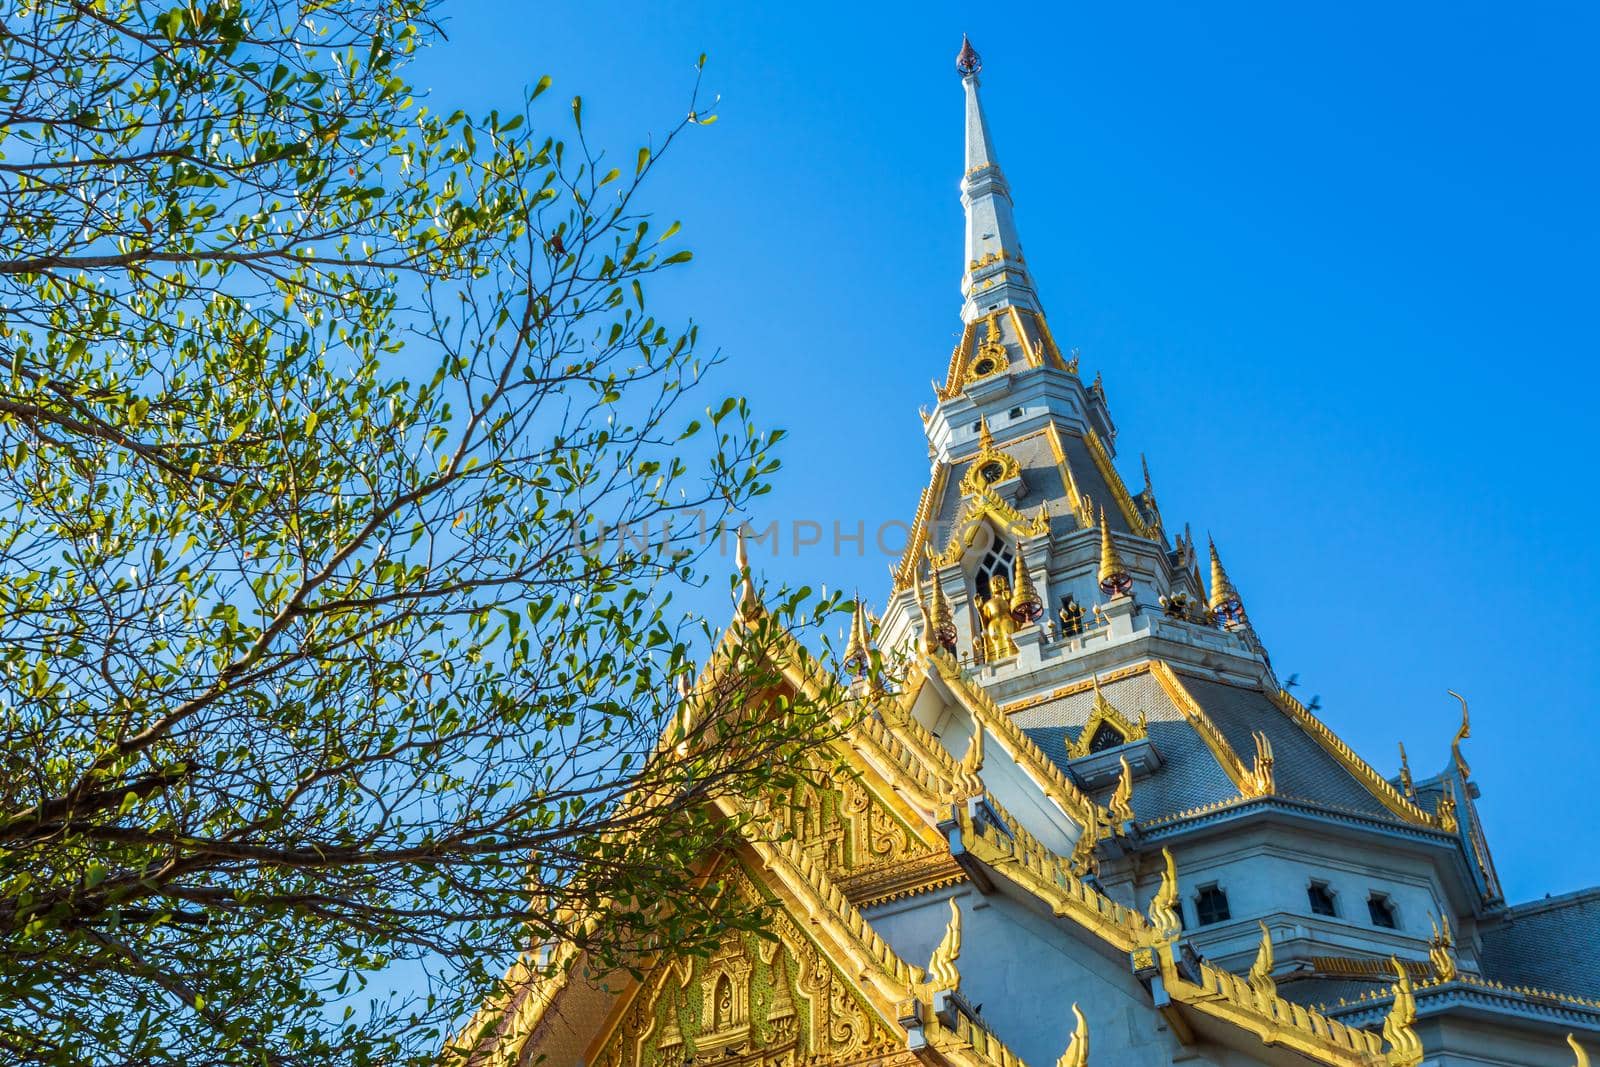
[1367,892,1398,929]
[1194,884,1231,926]
[973,537,1014,600]
[1307,881,1338,917]
[1087,721,1126,754]
[1008,406,1023,420]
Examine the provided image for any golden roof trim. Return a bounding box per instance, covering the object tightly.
[1082,428,1158,540]
[1148,661,1259,798]
[1267,687,1440,828]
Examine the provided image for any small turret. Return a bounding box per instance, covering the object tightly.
[1208,537,1244,624]
[928,567,958,653]
[843,596,870,677]
[1011,552,1043,622]
[1097,507,1132,597]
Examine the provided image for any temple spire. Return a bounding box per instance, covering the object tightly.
[958,37,1042,323]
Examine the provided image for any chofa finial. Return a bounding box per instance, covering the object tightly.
[956,34,982,77]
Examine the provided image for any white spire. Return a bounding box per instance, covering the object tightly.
[957,37,1042,324]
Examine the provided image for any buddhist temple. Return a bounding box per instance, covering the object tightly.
[469,36,1598,1067]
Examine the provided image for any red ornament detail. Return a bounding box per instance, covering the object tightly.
[956,35,982,77]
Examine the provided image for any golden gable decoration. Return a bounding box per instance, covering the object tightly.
[592,896,898,1067]
[1067,677,1148,759]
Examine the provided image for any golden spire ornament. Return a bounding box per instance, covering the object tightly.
[1398,742,1415,798]
[1097,507,1132,597]
[977,414,997,453]
[843,595,870,677]
[1011,551,1043,622]
[1208,537,1244,623]
[734,525,762,620]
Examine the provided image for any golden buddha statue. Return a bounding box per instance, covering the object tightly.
[980,574,1019,661]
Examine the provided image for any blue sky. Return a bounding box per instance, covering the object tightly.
[414,3,1598,904]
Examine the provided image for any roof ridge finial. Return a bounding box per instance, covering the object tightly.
[956,34,982,77]
[734,524,763,620]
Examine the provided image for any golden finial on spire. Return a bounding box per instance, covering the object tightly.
[1148,848,1182,946]
[1056,1003,1090,1067]
[1569,1034,1592,1067]
[1382,957,1424,1066]
[1447,689,1471,781]
[843,594,870,676]
[1248,921,1277,1002]
[734,525,762,620]
[1109,755,1135,824]
[1011,551,1043,623]
[1097,506,1132,597]
[977,414,997,453]
[1207,537,1244,623]
[926,897,963,989]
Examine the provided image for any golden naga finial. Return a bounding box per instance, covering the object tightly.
[1248,921,1277,1002]
[1109,755,1135,824]
[1447,689,1471,781]
[1398,741,1415,799]
[1147,848,1182,946]
[1569,1034,1592,1067]
[1208,537,1244,622]
[1436,780,1459,833]
[1011,552,1043,623]
[961,725,986,776]
[1382,957,1425,1067]
[926,897,963,990]
[1056,1003,1090,1067]
[733,525,762,620]
[1246,730,1276,797]
[913,569,939,655]
[1428,913,1458,982]
[1097,507,1132,597]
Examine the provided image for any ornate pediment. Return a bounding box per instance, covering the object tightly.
[1067,678,1148,759]
[593,870,898,1067]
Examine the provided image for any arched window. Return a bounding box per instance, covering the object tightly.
[713,973,733,1029]
[973,535,1015,600]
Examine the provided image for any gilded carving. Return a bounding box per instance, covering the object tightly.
[595,874,896,1067]
[773,767,923,878]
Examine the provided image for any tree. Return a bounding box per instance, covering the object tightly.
[0,2,844,1063]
